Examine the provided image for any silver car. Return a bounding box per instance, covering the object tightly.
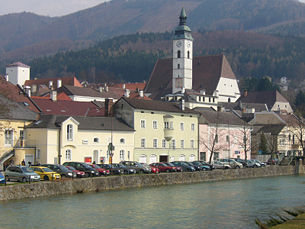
[5,166,41,182]
[217,159,243,169]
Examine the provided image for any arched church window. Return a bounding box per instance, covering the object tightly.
[178,64,180,69]
[187,51,190,59]
[177,50,181,58]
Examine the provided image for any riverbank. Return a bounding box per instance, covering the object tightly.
[0,165,298,201]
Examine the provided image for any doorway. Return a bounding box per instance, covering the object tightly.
[159,155,168,163]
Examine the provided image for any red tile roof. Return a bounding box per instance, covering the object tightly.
[113,83,146,91]
[144,54,236,100]
[32,92,72,101]
[24,76,82,88]
[32,98,105,116]
[0,76,40,113]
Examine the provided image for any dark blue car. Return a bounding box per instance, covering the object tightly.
[0,171,5,184]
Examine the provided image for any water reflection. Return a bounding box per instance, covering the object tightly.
[1,176,305,229]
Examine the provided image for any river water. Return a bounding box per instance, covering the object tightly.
[1,175,305,229]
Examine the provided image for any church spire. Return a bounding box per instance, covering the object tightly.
[179,8,187,26]
[174,8,193,41]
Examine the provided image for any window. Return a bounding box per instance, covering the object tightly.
[215,134,218,143]
[177,50,181,58]
[187,51,190,59]
[180,123,184,131]
[128,151,130,160]
[293,135,295,144]
[191,140,195,148]
[66,149,72,161]
[67,124,73,141]
[162,139,166,148]
[4,130,13,146]
[94,137,99,143]
[200,152,206,161]
[120,150,125,161]
[140,120,146,128]
[226,135,230,142]
[153,139,158,148]
[191,123,195,131]
[120,138,125,144]
[213,152,219,161]
[172,139,176,149]
[36,149,41,160]
[181,140,184,149]
[141,138,146,148]
[177,64,180,69]
[153,121,158,129]
[164,121,169,129]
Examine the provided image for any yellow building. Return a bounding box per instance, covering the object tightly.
[114,97,199,163]
[0,95,37,169]
[25,115,135,164]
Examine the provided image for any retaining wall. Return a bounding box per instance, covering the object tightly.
[0,165,299,201]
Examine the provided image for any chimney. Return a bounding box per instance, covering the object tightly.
[48,81,53,89]
[31,84,37,93]
[105,98,114,116]
[57,79,62,88]
[25,86,31,97]
[4,74,9,81]
[180,99,185,111]
[200,90,205,95]
[243,89,248,97]
[122,84,126,89]
[99,86,103,93]
[124,89,130,98]
[105,86,109,92]
[139,90,144,98]
[181,88,185,94]
[50,90,57,102]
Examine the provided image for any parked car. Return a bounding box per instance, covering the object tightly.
[212,161,231,169]
[140,163,157,174]
[171,161,196,172]
[190,161,212,171]
[89,164,110,176]
[31,166,61,181]
[197,161,215,170]
[112,163,136,174]
[164,162,182,172]
[120,161,150,173]
[0,171,5,184]
[63,162,99,177]
[235,159,248,167]
[41,164,76,178]
[252,159,265,167]
[5,166,41,182]
[150,162,174,172]
[98,164,124,175]
[267,158,279,165]
[217,159,243,169]
[65,166,86,178]
[246,160,261,168]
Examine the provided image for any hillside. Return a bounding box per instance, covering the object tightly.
[0,0,304,64]
[27,31,305,85]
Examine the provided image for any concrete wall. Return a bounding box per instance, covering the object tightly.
[0,166,298,201]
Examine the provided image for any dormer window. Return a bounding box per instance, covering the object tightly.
[67,124,73,141]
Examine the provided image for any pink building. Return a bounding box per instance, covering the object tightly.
[196,109,251,163]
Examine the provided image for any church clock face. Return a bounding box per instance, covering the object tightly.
[176,41,182,47]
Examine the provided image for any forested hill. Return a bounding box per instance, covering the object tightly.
[0,0,305,64]
[28,31,305,86]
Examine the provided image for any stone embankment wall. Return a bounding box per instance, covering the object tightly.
[0,165,298,201]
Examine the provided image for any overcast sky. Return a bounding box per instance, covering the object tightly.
[0,0,109,17]
[0,0,304,17]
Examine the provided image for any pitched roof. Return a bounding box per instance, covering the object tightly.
[32,98,105,116]
[195,108,247,126]
[144,54,236,100]
[57,85,105,98]
[120,97,198,114]
[113,83,146,91]
[32,92,72,101]
[257,125,285,135]
[0,76,40,113]
[249,112,285,125]
[24,76,82,88]
[237,90,289,110]
[0,94,37,121]
[6,62,30,68]
[27,115,134,132]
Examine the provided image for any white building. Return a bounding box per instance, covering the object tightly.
[6,62,30,86]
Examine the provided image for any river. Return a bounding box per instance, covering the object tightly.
[1,175,305,229]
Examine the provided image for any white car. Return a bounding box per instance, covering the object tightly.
[217,159,243,169]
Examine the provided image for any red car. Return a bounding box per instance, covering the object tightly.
[141,163,159,174]
[65,165,86,178]
[164,162,182,172]
[150,162,174,172]
[89,164,110,176]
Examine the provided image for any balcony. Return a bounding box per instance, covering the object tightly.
[164,128,174,141]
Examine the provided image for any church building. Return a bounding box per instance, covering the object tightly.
[144,8,240,108]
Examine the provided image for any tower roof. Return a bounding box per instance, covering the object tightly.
[174,8,193,41]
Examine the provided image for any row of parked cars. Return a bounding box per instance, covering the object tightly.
[0,159,267,184]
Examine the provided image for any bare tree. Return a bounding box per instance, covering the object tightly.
[236,125,252,161]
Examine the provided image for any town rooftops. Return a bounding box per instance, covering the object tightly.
[57,85,105,98]
[25,76,82,88]
[253,124,285,135]
[144,54,236,100]
[237,90,289,110]
[113,82,146,91]
[6,62,30,68]
[120,97,198,114]
[31,97,105,116]
[195,108,248,126]
[27,115,134,132]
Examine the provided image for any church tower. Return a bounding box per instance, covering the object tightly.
[172,8,193,94]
